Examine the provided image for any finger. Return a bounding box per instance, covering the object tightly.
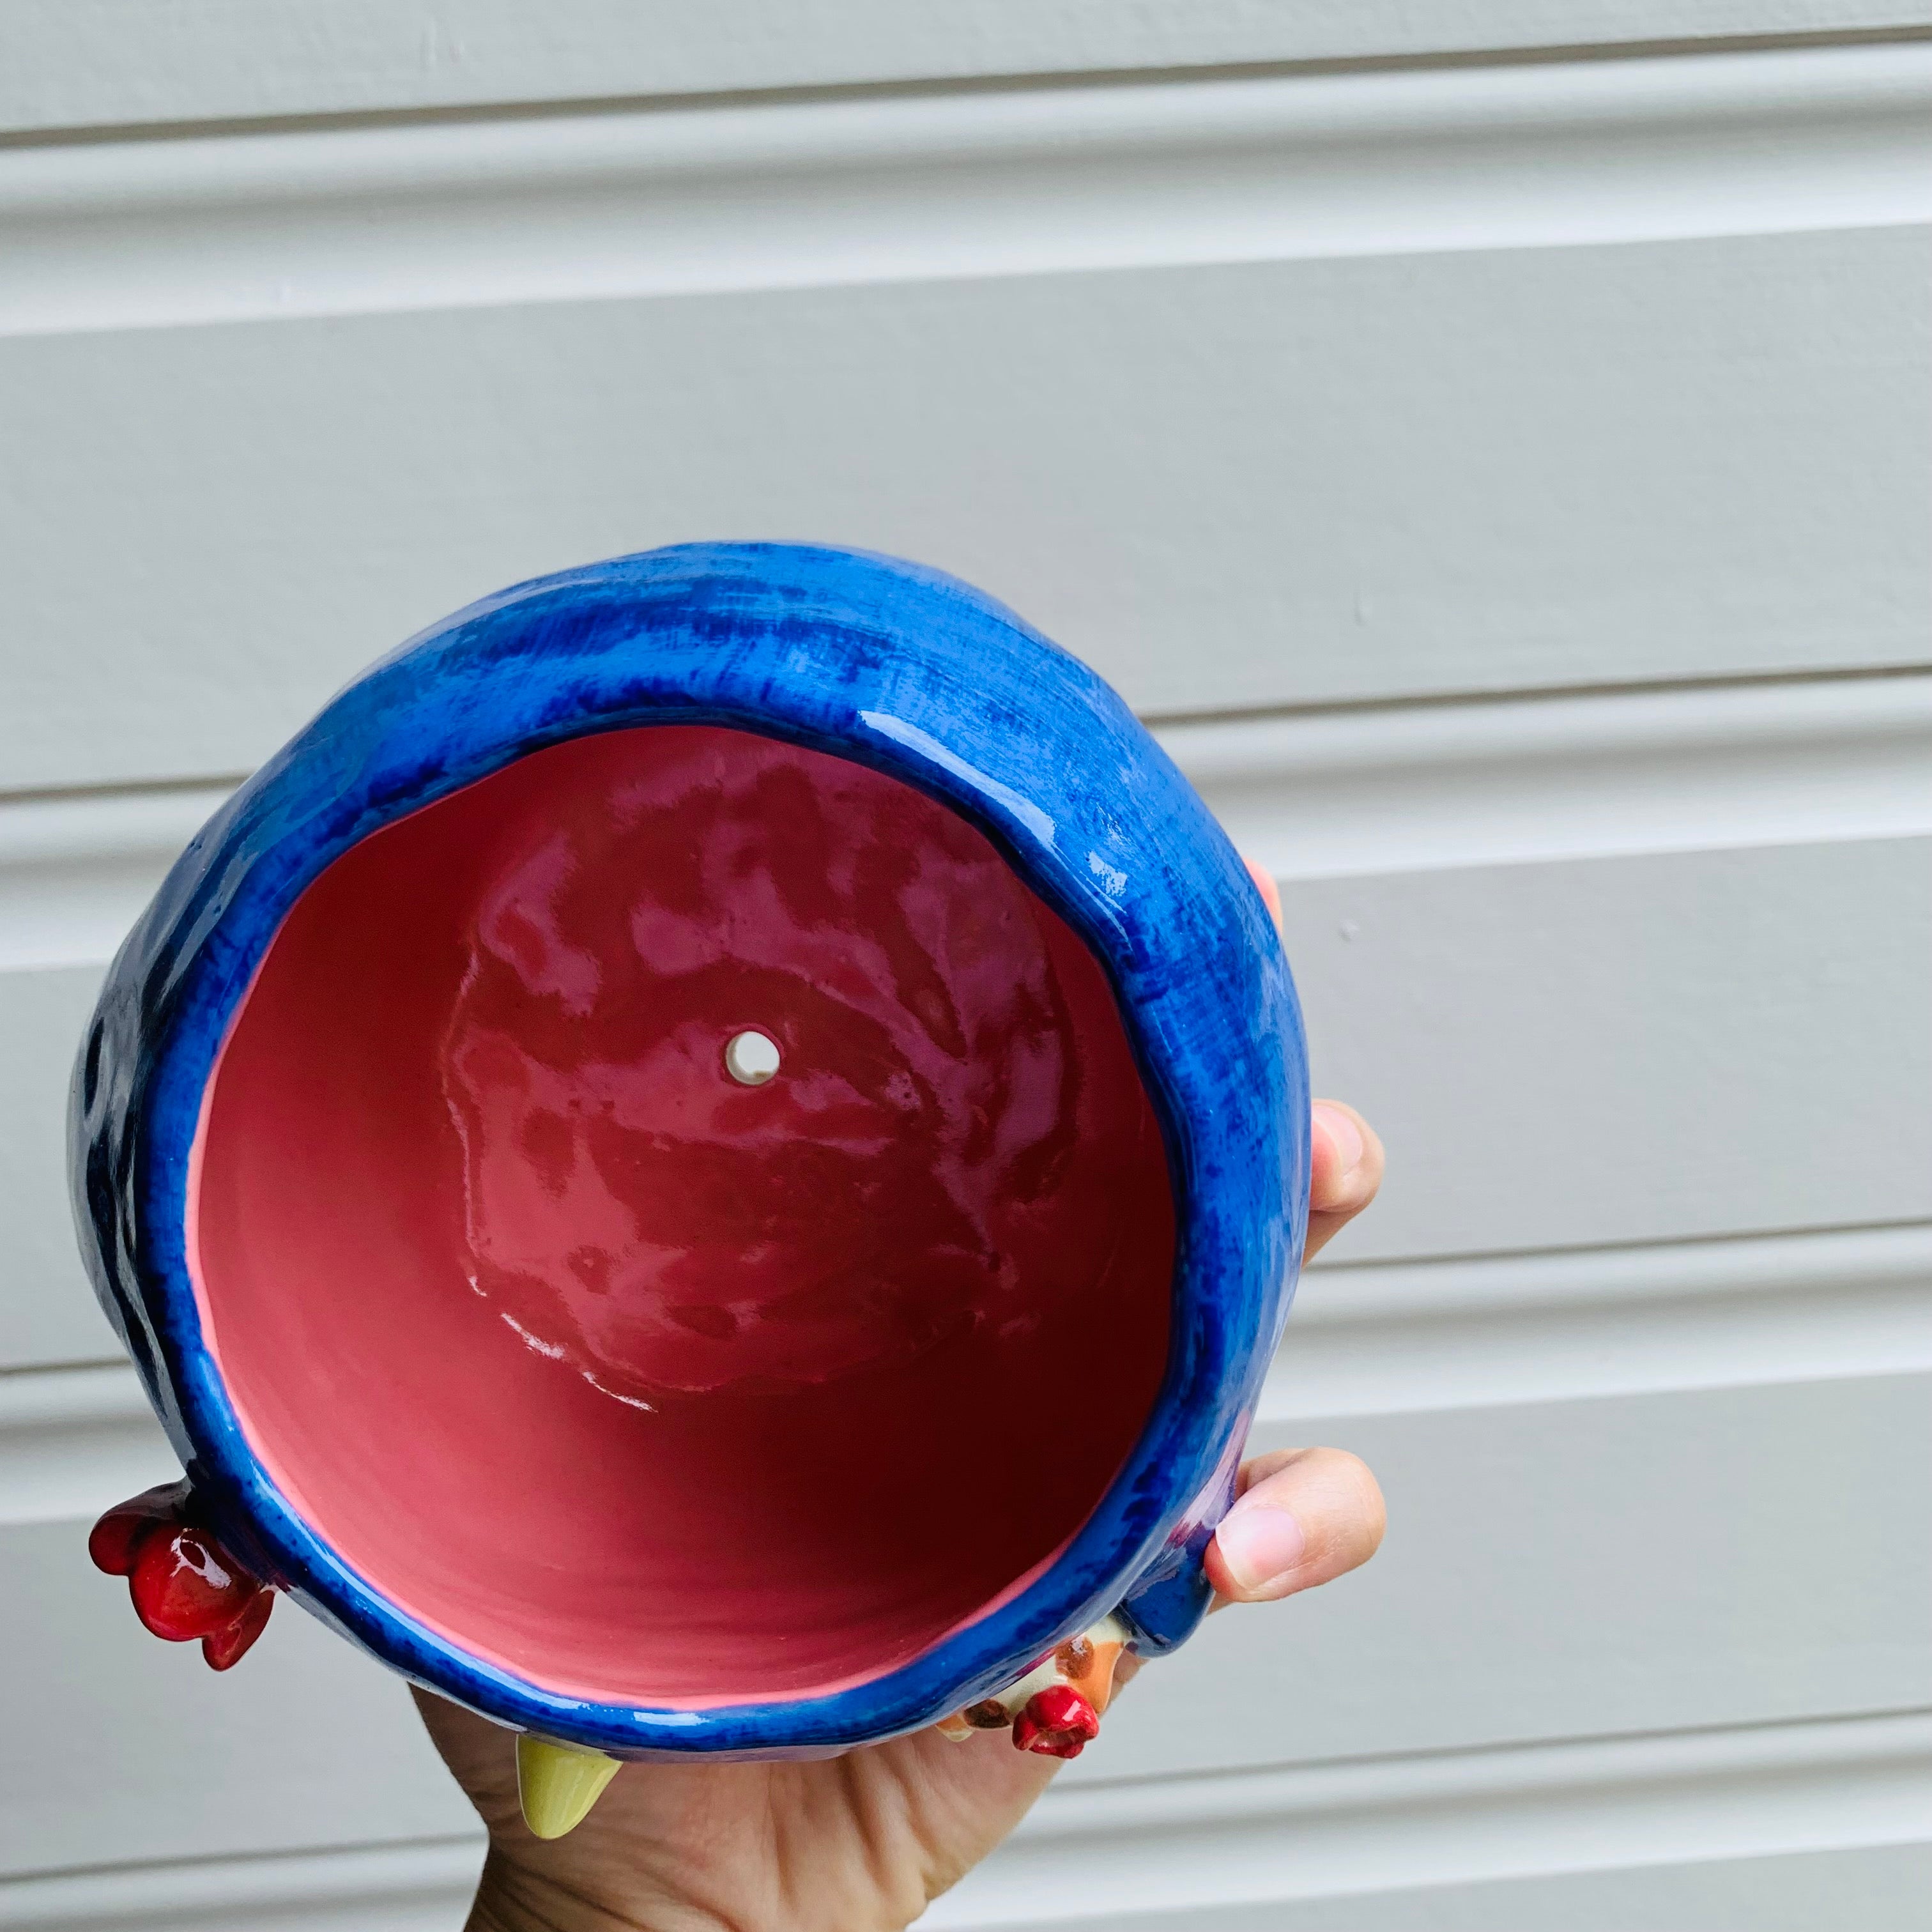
[1305,1100,1383,1264]
[1204,1447,1386,1605]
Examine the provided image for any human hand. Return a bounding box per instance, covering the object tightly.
[418,1089,1386,1932]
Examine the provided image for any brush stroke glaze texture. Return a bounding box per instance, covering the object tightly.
[71,542,1308,1756]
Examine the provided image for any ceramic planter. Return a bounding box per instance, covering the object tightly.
[72,543,1307,1834]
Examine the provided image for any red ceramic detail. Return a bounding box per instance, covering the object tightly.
[1011,1684,1101,1757]
[190,725,1175,1706]
[128,1522,259,1641]
[203,1588,275,1671]
[92,1483,275,1670]
[88,1481,191,1575]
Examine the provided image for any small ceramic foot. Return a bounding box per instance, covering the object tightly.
[89,1483,276,1669]
[935,1613,1130,1758]
[517,1733,622,1839]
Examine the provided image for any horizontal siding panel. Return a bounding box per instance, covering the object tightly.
[1272,1221,1932,1418]
[1282,836,1932,1263]
[1227,1847,1932,1932]
[1186,1845,1932,1932]
[4,1374,1926,1866]
[0,970,117,1367]
[5,1,1929,136]
[1171,672,1932,882]
[0,786,226,975]
[10,47,1929,339]
[0,1838,481,1932]
[946,1714,1932,1928]
[3,226,1926,789]
[0,1367,173,1529]
[8,836,1928,1365]
[6,1769,1929,1931]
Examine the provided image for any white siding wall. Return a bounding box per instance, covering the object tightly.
[3,5,1928,1926]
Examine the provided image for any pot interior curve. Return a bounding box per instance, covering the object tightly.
[188,723,1174,1706]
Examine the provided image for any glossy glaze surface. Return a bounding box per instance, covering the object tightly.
[192,724,1173,1702]
[88,1481,277,1670]
[72,542,1307,1756]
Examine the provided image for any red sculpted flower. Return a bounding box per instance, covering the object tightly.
[89,1483,275,1670]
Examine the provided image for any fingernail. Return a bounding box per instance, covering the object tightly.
[1314,1103,1363,1176]
[1215,1497,1307,1592]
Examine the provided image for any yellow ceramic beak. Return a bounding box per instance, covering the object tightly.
[516,1733,622,1839]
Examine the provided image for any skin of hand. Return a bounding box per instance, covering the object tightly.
[417,1096,1386,1932]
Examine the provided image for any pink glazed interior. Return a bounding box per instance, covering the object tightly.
[190,724,1174,1705]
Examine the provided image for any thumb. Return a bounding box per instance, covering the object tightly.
[1205,1447,1386,1605]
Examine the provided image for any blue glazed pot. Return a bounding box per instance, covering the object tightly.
[72,542,1307,1766]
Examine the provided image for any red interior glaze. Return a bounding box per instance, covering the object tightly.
[190,725,1174,1705]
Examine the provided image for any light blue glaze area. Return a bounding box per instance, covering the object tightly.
[69,542,1309,1756]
